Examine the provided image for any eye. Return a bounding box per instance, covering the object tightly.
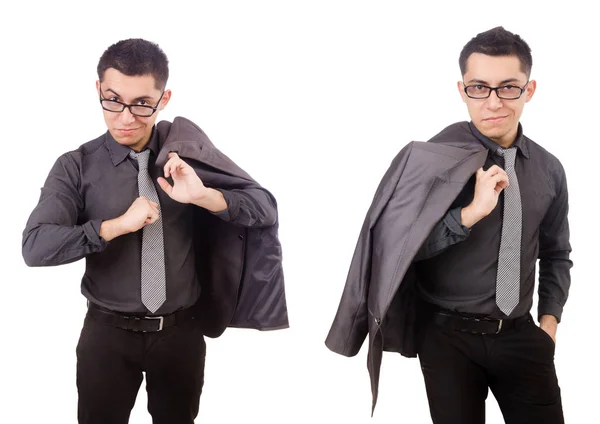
[108,96,119,102]
[137,100,149,106]
[502,85,517,90]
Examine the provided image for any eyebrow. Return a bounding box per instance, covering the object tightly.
[104,88,156,102]
[466,78,523,85]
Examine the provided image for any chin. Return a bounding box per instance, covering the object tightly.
[113,137,136,146]
[480,124,508,139]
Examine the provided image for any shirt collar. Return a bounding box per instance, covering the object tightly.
[105,126,159,166]
[468,121,530,159]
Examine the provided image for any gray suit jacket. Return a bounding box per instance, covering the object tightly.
[156,117,288,337]
[325,122,488,413]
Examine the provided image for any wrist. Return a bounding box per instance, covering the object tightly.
[460,204,483,228]
[99,217,127,242]
[540,314,558,328]
[193,188,227,213]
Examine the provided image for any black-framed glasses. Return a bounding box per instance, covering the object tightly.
[463,82,529,100]
[99,84,165,117]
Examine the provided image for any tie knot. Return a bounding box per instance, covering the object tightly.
[129,149,151,170]
[497,147,517,169]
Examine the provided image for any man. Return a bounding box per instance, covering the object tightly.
[325,27,571,424]
[22,38,287,424]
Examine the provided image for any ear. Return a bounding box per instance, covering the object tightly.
[457,81,468,103]
[524,79,536,103]
[159,89,172,110]
[96,80,101,96]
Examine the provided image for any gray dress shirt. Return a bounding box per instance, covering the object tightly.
[414,122,572,321]
[22,128,223,315]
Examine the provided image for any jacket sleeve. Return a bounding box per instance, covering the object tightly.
[325,143,413,357]
[22,154,107,267]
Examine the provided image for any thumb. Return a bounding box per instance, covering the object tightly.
[157,177,173,196]
[476,167,485,177]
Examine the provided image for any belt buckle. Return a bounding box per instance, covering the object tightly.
[140,316,164,332]
[495,319,503,334]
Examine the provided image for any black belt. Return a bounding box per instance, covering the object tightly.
[87,302,195,332]
[433,311,530,335]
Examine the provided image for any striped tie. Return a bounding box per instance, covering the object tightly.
[129,150,166,313]
[495,147,521,316]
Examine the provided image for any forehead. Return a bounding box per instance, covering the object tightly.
[464,53,527,84]
[101,68,161,99]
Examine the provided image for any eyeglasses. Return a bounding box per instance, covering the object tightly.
[99,84,165,117]
[463,82,529,100]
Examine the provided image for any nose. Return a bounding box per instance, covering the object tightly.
[486,90,503,109]
[118,106,136,125]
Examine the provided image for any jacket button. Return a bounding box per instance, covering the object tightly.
[375,317,381,325]
[238,234,244,240]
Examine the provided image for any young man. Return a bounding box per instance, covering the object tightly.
[22,39,288,424]
[326,27,571,424]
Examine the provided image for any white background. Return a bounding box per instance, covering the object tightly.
[1,1,597,423]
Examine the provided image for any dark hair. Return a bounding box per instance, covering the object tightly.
[97,38,169,90]
[459,26,532,77]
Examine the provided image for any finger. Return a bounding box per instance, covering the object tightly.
[163,157,176,178]
[491,175,509,193]
[147,210,159,224]
[485,165,507,177]
[148,202,159,215]
[490,173,509,186]
[165,158,185,179]
[476,167,485,178]
[157,177,173,196]
[497,179,509,189]
[170,160,182,178]
[165,153,182,177]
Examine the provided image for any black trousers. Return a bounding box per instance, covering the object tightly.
[76,310,206,424]
[417,313,563,424]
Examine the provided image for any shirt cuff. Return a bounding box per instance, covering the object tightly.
[83,219,108,249]
[443,207,471,236]
[538,300,563,323]
[210,189,235,222]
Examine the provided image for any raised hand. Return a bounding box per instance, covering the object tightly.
[461,165,510,228]
[157,152,208,204]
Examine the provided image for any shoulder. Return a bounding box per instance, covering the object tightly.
[524,135,567,179]
[50,133,108,178]
[58,133,107,164]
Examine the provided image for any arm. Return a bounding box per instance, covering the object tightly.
[158,152,277,228]
[537,167,572,337]
[209,187,277,228]
[414,164,510,261]
[414,207,470,261]
[22,154,107,267]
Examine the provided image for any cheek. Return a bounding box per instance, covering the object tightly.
[102,111,114,126]
[466,102,484,119]
[509,104,525,118]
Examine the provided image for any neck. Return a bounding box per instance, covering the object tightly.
[490,127,518,149]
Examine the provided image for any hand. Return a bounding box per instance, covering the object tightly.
[461,165,509,228]
[119,196,160,233]
[539,314,558,344]
[100,197,159,241]
[157,152,208,204]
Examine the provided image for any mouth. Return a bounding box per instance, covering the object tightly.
[117,128,140,135]
[483,116,507,123]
